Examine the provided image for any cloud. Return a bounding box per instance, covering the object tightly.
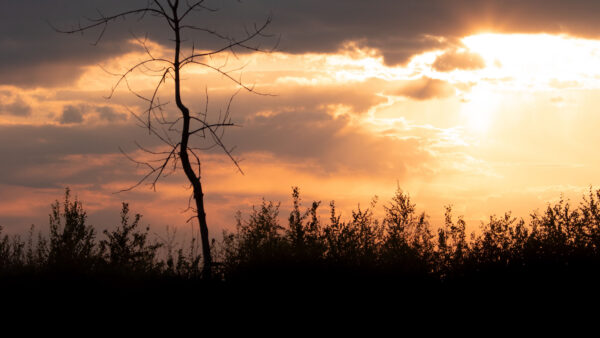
[432,49,485,72]
[549,79,580,89]
[352,35,455,66]
[5,0,600,88]
[96,106,127,122]
[0,104,437,190]
[176,79,389,121]
[0,62,88,88]
[0,0,142,88]
[59,105,84,124]
[219,105,437,177]
[396,77,455,100]
[0,96,32,116]
[0,123,161,188]
[235,0,600,65]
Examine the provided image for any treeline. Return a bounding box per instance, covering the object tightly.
[3,186,600,290]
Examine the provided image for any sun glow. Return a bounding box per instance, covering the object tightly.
[462,33,600,89]
[431,33,600,136]
[461,84,497,133]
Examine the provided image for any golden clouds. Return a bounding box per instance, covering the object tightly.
[396,77,455,100]
[432,49,485,72]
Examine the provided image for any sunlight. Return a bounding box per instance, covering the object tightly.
[461,84,496,133]
[462,33,600,89]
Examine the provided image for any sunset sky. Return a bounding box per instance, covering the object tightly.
[2,0,600,239]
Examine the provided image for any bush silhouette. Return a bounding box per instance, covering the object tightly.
[380,187,434,276]
[4,185,600,297]
[46,188,97,272]
[99,203,162,274]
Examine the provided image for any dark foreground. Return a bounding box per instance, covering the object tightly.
[4,187,600,319]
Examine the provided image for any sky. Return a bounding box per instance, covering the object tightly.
[2,0,600,239]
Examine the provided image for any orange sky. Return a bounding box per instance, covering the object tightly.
[2,1,600,240]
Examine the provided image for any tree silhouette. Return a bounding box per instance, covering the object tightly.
[48,188,96,268]
[54,0,275,278]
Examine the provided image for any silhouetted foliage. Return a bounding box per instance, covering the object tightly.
[286,187,323,259]
[5,185,600,298]
[220,186,600,289]
[321,198,382,268]
[0,227,25,272]
[99,203,162,274]
[47,188,97,271]
[162,225,204,279]
[221,199,287,280]
[380,187,434,275]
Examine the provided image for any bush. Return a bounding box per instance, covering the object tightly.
[46,188,97,271]
[99,203,162,274]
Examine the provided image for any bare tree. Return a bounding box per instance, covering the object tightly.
[55,0,275,279]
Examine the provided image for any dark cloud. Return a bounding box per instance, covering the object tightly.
[0,96,32,116]
[244,0,600,65]
[97,106,127,122]
[396,77,455,100]
[59,105,84,124]
[433,49,485,72]
[0,124,140,160]
[0,123,161,188]
[0,62,87,88]
[0,0,145,88]
[4,0,600,88]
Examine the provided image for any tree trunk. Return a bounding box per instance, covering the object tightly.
[171,4,213,279]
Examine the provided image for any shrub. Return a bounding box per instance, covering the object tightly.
[99,203,163,274]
